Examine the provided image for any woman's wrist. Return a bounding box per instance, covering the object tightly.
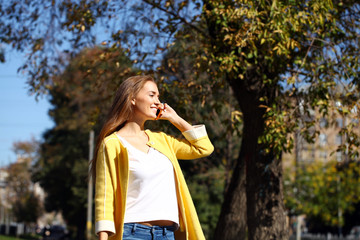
[170,115,193,132]
[98,231,109,240]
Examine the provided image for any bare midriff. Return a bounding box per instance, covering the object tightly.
[137,220,175,227]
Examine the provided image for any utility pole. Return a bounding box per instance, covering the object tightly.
[86,130,94,240]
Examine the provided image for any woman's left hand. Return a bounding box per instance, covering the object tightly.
[155,103,178,122]
[156,103,193,132]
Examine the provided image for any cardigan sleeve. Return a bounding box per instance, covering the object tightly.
[170,124,214,160]
[182,124,208,141]
[94,140,117,236]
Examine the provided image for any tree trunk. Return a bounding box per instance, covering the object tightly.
[203,1,289,237]
[214,77,289,240]
[235,79,289,240]
[214,153,247,240]
[245,142,288,240]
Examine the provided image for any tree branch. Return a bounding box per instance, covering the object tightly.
[141,0,209,38]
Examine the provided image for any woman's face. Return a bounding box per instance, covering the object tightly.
[131,81,161,120]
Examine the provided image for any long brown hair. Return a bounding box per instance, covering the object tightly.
[90,75,155,179]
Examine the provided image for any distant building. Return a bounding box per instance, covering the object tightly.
[0,168,7,188]
[283,102,359,169]
[0,167,10,208]
[282,101,359,236]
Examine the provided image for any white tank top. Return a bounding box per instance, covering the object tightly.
[116,135,179,226]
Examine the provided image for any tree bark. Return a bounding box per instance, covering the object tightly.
[234,79,289,240]
[214,75,289,240]
[246,151,288,240]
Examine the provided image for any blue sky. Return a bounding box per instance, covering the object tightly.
[0,49,53,167]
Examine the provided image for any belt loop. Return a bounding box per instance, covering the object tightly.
[163,226,166,236]
[132,223,137,233]
[151,226,155,239]
[151,226,155,235]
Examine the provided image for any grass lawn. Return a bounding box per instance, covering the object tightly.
[0,235,26,240]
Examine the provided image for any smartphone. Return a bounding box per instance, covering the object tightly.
[155,108,163,120]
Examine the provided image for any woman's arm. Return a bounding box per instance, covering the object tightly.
[94,139,117,238]
[155,103,214,158]
[157,103,193,132]
[170,114,193,133]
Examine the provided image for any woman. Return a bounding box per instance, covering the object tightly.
[92,75,214,240]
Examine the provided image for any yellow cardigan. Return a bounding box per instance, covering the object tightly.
[95,125,214,240]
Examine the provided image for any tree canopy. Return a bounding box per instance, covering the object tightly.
[285,160,360,228]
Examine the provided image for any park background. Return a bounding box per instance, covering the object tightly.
[0,1,359,240]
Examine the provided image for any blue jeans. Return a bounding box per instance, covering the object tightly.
[122,223,176,240]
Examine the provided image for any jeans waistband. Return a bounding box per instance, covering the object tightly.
[125,223,176,232]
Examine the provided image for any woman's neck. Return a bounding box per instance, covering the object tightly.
[118,121,145,136]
